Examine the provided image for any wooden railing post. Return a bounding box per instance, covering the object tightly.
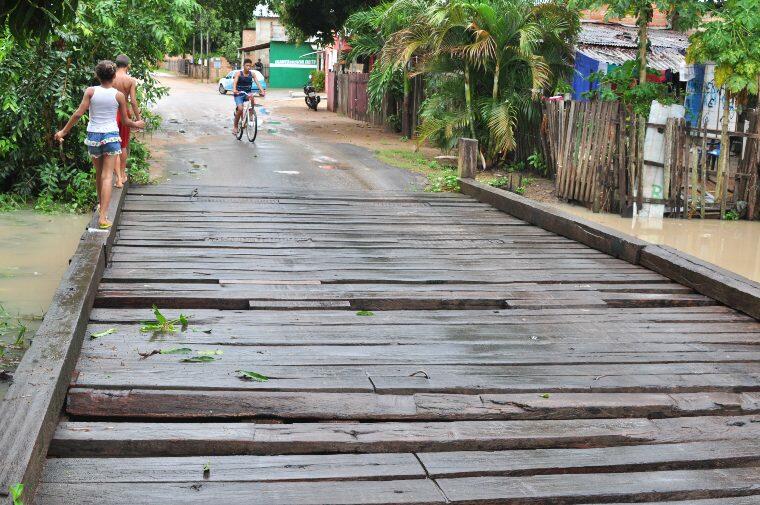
[458,138,478,179]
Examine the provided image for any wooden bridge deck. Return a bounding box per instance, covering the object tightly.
[39,184,760,504]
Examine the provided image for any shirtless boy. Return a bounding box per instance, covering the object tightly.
[113,54,141,187]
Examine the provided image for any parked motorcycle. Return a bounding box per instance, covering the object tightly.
[304,74,320,111]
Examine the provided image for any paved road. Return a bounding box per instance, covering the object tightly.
[149,73,424,191]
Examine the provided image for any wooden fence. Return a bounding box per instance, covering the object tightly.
[163,57,232,81]
[331,71,423,136]
[543,99,760,219]
[544,100,623,213]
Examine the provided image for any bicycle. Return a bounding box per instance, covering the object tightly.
[233,91,260,142]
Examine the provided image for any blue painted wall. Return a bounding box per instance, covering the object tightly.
[572,51,599,100]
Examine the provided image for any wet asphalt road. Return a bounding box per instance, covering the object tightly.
[149,74,425,192]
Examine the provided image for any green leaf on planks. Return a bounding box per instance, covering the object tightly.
[90,328,116,340]
[9,483,24,505]
[197,349,223,356]
[159,347,192,355]
[180,355,216,363]
[203,460,211,478]
[356,310,375,316]
[153,305,167,325]
[539,393,550,399]
[237,370,269,382]
[140,306,191,334]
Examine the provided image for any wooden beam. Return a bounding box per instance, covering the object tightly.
[457,138,478,179]
[0,185,128,501]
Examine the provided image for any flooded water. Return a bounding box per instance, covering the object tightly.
[0,211,89,397]
[557,203,760,282]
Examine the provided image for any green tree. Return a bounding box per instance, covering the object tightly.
[0,0,197,208]
[687,0,760,206]
[266,0,379,45]
[1,0,78,38]
[379,0,578,166]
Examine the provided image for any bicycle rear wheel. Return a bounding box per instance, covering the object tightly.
[246,106,258,142]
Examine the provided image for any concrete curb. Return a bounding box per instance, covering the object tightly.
[459,177,760,320]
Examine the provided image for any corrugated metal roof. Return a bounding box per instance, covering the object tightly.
[577,22,688,71]
[577,44,685,71]
[578,22,689,50]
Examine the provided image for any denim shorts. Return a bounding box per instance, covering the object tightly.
[84,131,122,158]
[234,92,253,107]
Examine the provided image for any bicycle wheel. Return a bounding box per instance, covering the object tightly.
[235,107,244,141]
[246,106,258,142]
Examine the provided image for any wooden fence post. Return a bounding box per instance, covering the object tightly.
[458,138,478,179]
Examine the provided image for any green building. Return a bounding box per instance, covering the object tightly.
[268,42,317,88]
[240,11,317,89]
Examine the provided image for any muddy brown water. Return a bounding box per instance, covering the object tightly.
[556,203,760,283]
[0,211,88,398]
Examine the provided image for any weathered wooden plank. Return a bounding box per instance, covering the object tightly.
[435,468,760,503]
[64,390,760,420]
[36,479,446,505]
[0,185,126,501]
[85,306,754,325]
[49,416,760,457]
[418,440,760,477]
[595,498,760,505]
[79,339,760,364]
[42,453,426,483]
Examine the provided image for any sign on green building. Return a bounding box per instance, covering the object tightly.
[269,41,317,88]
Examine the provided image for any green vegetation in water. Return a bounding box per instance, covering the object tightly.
[356,310,375,316]
[140,306,189,334]
[237,370,269,382]
[0,194,25,212]
[723,209,740,221]
[9,483,24,505]
[1,305,29,349]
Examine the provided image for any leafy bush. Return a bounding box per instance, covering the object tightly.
[583,60,675,117]
[0,0,196,210]
[427,169,460,192]
[311,70,325,92]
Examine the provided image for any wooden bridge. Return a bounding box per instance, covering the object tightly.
[2,176,760,504]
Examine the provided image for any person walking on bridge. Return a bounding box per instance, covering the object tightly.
[112,54,141,188]
[55,60,145,228]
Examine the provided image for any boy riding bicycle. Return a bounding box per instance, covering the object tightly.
[232,58,266,136]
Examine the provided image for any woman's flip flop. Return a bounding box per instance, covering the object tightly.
[98,221,112,230]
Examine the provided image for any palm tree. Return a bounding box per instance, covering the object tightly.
[379,0,578,166]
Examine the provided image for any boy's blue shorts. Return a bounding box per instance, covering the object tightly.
[234,92,253,107]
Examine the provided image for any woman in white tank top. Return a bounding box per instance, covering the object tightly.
[55,60,145,228]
